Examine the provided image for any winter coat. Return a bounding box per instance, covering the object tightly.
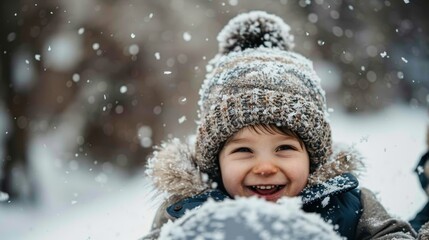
[410,151,429,232]
[143,139,417,239]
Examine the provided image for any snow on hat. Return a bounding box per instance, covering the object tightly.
[159,197,341,240]
[195,11,332,180]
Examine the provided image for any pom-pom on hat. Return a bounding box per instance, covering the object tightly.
[195,11,332,181]
[217,11,294,54]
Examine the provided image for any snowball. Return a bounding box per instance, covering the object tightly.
[159,197,341,240]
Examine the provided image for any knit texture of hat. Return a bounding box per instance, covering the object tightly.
[195,11,332,180]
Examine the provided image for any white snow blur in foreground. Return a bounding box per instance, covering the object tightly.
[160,197,341,240]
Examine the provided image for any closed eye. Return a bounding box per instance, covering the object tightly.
[275,145,296,152]
[231,147,252,154]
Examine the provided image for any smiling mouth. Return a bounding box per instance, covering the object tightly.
[248,185,285,196]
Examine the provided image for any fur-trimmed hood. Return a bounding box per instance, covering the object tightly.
[145,138,364,200]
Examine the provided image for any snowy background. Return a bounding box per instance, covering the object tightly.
[0,0,428,239]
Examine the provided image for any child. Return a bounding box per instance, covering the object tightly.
[144,11,417,239]
[410,127,429,234]
[411,149,429,234]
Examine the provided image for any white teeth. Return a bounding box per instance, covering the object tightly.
[252,185,277,190]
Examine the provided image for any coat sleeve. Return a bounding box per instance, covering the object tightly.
[141,199,176,240]
[355,188,417,239]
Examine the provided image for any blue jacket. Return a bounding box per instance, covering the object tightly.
[167,173,362,239]
[410,151,429,231]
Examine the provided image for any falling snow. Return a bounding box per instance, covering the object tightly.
[129,44,139,55]
[0,191,9,202]
[120,85,128,94]
[183,32,192,41]
[178,116,187,124]
[321,196,330,208]
[72,73,80,82]
[380,51,388,58]
[1,3,427,240]
[92,43,100,50]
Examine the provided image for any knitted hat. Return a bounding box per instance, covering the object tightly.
[195,11,332,181]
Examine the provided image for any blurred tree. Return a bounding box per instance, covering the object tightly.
[0,0,38,202]
[0,0,169,202]
[304,0,429,112]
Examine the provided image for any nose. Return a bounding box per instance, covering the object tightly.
[252,161,279,176]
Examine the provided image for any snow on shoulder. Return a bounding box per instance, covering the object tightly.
[159,197,341,240]
[217,11,295,54]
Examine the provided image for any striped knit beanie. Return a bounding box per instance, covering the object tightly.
[195,11,332,181]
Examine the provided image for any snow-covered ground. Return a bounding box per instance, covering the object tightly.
[0,104,427,239]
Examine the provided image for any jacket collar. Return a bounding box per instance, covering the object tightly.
[300,173,359,205]
[167,173,358,219]
[167,189,228,218]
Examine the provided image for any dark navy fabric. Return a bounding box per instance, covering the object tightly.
[167,189,228,218]
[300,173,362,239]
[410,151,429,231]
[300,173,359,204]
[410,201,429,232]
[167,173,362,239]
[415,151,429,194]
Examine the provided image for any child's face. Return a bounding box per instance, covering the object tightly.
[219,126,309,202]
